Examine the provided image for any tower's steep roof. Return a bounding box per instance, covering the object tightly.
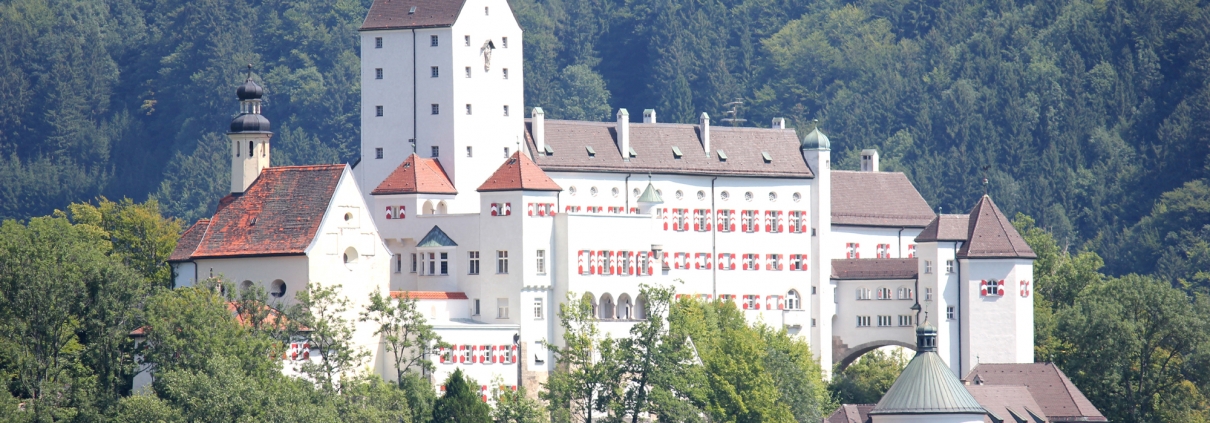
[957,195,1036,259]
[189,165,346,258]
[478,152,562,192]
[361,0,466,30]
[832,171,935,227]
[372,154,457,195]
[870,352,986,415]
[915,214,971,242]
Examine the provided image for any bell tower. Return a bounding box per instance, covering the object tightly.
[228,65,272,194]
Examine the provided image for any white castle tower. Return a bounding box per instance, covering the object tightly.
[356,0,525,213]
[227,68,272,194]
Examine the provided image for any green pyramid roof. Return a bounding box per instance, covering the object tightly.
[637,182,663,203]
[417,226,458,247]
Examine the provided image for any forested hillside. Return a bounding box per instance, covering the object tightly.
[2,0,1209,277]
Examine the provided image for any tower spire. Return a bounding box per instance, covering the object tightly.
[227,68,272,194]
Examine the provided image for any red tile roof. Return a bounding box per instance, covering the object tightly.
[915,214,971,242]
[831,259,919,280]
[965,385,1046,423]
[965,363,1107,422]
[169,218,210,262]
[524,120,814,178]
[391,291,469,300]
[371,154,457,195]
[957,196,1036,259]
[361,0,466,30]
[188,165,345,259]
[477,152,562,192]
[825,404,874,423]
[832,171,935,227]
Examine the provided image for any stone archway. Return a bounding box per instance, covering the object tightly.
[832,339,917,373]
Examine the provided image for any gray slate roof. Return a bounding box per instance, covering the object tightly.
[361,0,466,30]
[870,350,987,415]
[964,363,1107,422]
[957,196,1036,259]
[417,226,458,247]
[524,120,813,179]
[915,214,972,242]
[832,171,935,227]
[831,259,918,280]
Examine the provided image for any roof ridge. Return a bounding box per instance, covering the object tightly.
[264,164,346,171]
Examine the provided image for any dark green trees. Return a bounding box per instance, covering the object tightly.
[432,369,491,423]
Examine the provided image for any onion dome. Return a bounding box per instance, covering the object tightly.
[236,78,264,100]
[229,113,271,133]
[801,127,830,150]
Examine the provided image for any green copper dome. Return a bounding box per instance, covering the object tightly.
[869,323,986,416]
[801,127,830,150]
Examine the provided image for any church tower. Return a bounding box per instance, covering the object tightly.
[227,69,272,194]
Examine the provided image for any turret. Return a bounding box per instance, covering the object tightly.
[227,66,272,194]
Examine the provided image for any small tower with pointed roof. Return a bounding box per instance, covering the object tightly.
[800,122,834,376]
[228,66,272,194]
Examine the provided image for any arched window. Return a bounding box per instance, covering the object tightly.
[897,286,913,300]
[617,294,633,320]
[582,292,597,318]
[599,294,615,320]
[877,287,892,300]
[271,279,287,298]
[249,141,254,156]
[437,201,448,214]
[422,200,435,215]
[240,280,254,292]
[343,247,359,264]
[635,295,648,320]
[786,290,801,310]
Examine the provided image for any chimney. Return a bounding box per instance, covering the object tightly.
[772,117,785,129]
[617,108,630,161]
[643,109,656,123]
[532,107,545,155]
[861,149,880,172]
[700,112,710,156]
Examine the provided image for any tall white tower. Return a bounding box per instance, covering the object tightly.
[227,72,272,194]
[801,125,833,376]
[357,0,525,213]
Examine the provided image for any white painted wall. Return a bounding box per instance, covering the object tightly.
[959,258,1034,375]
[831,226,923,259]
[831,278,920,354]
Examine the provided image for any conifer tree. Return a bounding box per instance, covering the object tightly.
[432,368,491,423]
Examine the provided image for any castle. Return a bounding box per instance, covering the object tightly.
[163,0,1042,399]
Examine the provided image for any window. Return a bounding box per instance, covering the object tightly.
[876,243,890,258]
[393,253,402,273]
[812,318,817,327]
[878,315,892,327]
[375,105,383,116]
[503,147,510,157]
[695,209,710,232]
[925,288,933,301]
[789,211,805,233]
[496,251,509,273]
[375,37,382,48]
[468,251,480,274]
[425,252,436,275]
[430,35,438,46]
[497,298,508,318]
[790,254,806,271]
[983,280,1003,296]
[410,253,417,272]
[877,287,892,300]
[741,210,759,232]
[431,146,439,157]
[899,315,914,326]
[620,251,632,275]
[536,250,546,274]
[431,104,439,114]
[375,68,383,79]
[502,36,508,47]
[897,287,913,300]
[376,148,384,159]
[503,68,509,79]
[856,288,872,300]
[907,244,917,258]
[786,290,801,309]
[845,243,859,259]
[717,209,732,232]
[533,298,543,319]
[767,211,784,233]
[466,146,473,157]
[503,105,509,116]
[947,306,956,320]
[924,260,932,274]
[473,299,481,316]
[484,6,489,15]
[431,66,439,77]
[946,260,955,274]
[466,104,472,115]
[742,254,757,271]
[439,252,449,275]
[671,209,689,231]
[465,66,471,78]
[464,35,470,46]
[857,316,871,327]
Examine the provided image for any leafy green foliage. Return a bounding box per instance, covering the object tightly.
[286,282,369,393]
[828,348,908,405]
[491,381,546,423]
[432,368,491,423]
[542,293,622,422]
[361,288,448,386]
